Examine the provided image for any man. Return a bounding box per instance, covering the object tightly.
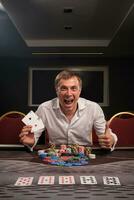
[19,70,117,150]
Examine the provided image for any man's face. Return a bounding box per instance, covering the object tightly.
[56,77,81,113]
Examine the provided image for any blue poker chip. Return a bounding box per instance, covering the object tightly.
[51,155,59,160]
[39,153,47,159]
[58,161,66,165]
[50,161,58,165]
[80,160,89,165]
[64,163,73,167]
[72,162,82,166]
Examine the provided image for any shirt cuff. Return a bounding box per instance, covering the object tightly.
[25,130,43,152]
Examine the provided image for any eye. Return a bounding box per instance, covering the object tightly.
[60,86,67,91]
[71,86,78,91]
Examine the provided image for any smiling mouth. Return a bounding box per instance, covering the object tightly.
[64,99,74,105]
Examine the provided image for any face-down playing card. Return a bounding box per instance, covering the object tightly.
[22,110,44,132]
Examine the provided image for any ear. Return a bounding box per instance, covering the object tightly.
[79,87,82,95]
[55,87,59,96]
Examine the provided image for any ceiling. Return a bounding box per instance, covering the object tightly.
[0,0,134,58]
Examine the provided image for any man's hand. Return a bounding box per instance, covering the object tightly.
[98,124,115,149]
[19,125,35,146]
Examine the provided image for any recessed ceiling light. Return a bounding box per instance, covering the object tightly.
[63,7,73,13]
[64,25,72,30]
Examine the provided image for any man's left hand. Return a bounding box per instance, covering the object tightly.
[98,125,114,149]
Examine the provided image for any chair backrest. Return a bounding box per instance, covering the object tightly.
[108,112,134,148]
[0,111,25,146]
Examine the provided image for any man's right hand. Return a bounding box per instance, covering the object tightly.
[19,125,35,146]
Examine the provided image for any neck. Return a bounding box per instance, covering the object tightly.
[61,105,78,121]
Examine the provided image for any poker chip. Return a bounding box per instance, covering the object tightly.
[38,144,95,166]
[89,154,96,159]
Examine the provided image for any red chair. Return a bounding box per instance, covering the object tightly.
[0,111,25,146]
[108,112,134,148]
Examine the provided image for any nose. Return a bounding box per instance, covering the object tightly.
[66,88,72,95]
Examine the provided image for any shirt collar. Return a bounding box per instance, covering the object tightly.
[52,98,60,109]
[78,98,87,111]
[52,97,86,112]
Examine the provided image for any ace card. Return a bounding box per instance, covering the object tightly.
[22,110,44,132]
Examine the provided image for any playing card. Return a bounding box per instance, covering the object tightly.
[31,118,44,132]
[38,176,55,185]
[103,176,121,185]
[14,177,34,186]
[80,176,97,184]
[22,111,38,124]
[59,176,75,184]
[22,110,44,132]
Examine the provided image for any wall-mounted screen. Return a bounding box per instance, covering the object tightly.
[28,66,109,107]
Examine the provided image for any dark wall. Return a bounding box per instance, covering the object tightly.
[0,56,134,120]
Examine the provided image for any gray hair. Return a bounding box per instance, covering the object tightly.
[55,70,82,89]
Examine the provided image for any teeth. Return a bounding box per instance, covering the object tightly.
[64,99,73,104]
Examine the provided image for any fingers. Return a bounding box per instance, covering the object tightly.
[19,125,32,137]
[19,125,34,146]
[106,121,109,129]
[19,127,35,146]
[19,134,27,144]
[104,122,110,135]
[98,141,111,149]
[19,134,34,146]
[98,134,111,149]
[97,123,113,149]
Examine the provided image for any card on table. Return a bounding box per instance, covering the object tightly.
[59,176,75,184]
[38,176,55,185]
[14,177,34,186]
[103,176,121,185]
[22,110,44,132]
[80,176,97,184]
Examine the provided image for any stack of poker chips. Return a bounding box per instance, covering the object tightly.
[38,144,96,166]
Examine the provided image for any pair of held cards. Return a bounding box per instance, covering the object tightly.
[22,110,44,132]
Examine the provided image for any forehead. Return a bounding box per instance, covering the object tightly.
[58,77,80,86]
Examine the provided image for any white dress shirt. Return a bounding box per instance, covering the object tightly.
[32,97,117,149]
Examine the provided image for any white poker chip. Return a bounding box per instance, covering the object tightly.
[38,150,45,155]
[89,154,96,159]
